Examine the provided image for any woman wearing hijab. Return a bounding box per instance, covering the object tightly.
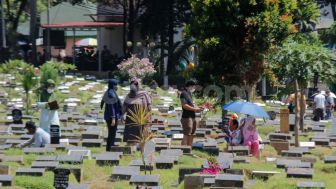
[101,79,122,151]
[240,115,259,157]
[37,79,60,133]
[122,78,152,145]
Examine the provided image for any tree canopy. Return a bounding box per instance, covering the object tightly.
[188,0,320,86]
[269,37,336,87]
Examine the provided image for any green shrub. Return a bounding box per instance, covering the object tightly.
[0,59,25,76]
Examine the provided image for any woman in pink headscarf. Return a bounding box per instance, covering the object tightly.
[122,78,152,145]
[240,115,259,157]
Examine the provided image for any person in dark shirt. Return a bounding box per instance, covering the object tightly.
[101,79,122,151]
[180,80,203,147]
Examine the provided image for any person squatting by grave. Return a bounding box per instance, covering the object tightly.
[238,115,260,157]
[101,79,123,151]
[230,115,242,146]
[17,121,50,148]
[180,80,203,147]
[37,79,60,134]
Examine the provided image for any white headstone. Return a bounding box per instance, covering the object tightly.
[299,142,315,148]
[172,134,184,139]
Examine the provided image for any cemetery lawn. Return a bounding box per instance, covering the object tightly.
[1,79,336,188]
[1,124,335,189]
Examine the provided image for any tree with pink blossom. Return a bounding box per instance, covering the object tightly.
[117,55,156,79]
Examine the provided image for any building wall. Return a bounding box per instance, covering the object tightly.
[37,37,90,58]
[97,3,184,58]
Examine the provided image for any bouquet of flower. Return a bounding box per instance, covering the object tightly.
[117,55,156,79]
[200,157,222,175]
[199,97,219,121]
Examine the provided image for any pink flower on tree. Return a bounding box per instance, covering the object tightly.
[117,55,156,79]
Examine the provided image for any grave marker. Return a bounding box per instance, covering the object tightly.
[54,168,71,189]
[324,156,336,163]
[130,175,160,186]
[184,175,204,189]
[32,161,59,170]
[111,166,140,180]
[286,168,313,179]
[214,174,244,188]
[50,125,60,144]
[297,181,325,189]
[0,164,9,174]
[280,109,289,133]
[16,168,45,176]
[0,175,12,186]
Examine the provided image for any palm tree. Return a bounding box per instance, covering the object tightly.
[21,65,38,115]
[126,104,154,174]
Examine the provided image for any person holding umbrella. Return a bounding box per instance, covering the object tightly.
[223,101,269,157]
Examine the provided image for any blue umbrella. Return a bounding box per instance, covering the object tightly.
[223,101,270,119]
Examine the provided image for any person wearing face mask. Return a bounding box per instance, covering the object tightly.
[101,79,122,151]
[180,80,203,147]
[37,79,60,134]
[122,78,152,146]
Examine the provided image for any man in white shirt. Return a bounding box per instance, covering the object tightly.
[326,90,335,119]
[18,121,50,148]
[314,90,326,121]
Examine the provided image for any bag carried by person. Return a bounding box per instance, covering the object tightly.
[48,101,59,110]
[231,130,242,145]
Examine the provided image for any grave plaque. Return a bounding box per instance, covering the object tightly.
[280,109,289,133]
[54,168,70,189]
[50,125,60,144]
[332,118,336,135]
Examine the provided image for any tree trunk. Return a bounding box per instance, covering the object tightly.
[246,84,256,102]
[127,0,134,53]
[25,91,29,115]
[299,87,305,132]
[294,80,299,147]
[122,1,127,56]
[30,0,37,66]
[331,2,336,21]
[12,0,28,31]
[160,33,166,75]
[166,0,175,75]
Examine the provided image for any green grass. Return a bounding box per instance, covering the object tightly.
[3,77,336,189]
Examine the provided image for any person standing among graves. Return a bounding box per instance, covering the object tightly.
[17,121,50,148]
[37,79,60,133]
[101,79,122,151]
[313,90,326,121]
[180,80,203,147]
[325,90,334,119]
[123,78,152,146]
